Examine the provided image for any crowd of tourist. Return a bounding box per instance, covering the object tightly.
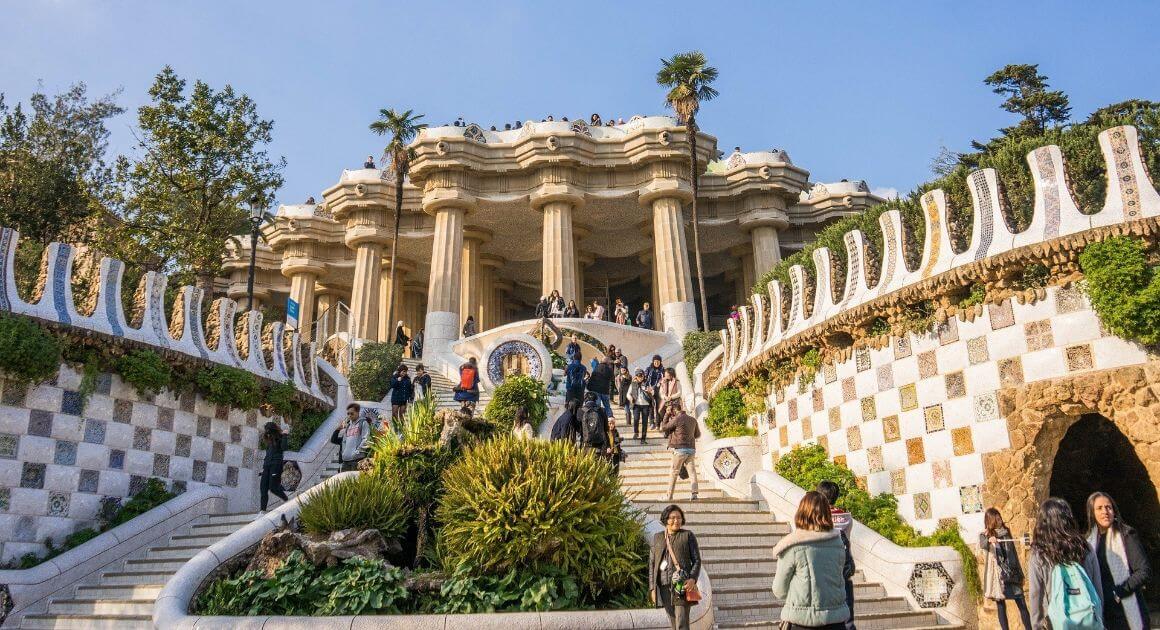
[534,292,656,330]
[448,112,634,131]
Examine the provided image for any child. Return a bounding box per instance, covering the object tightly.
[606,417,623,475]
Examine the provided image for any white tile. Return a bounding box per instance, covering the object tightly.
[1052,310,1102,346]
[950,454,984,486]
[907,464,933,493]
[0,406,30,434]
[973,418,1011,454]
[44,464,79,493]
[925,432,954,461]
[931,487,961,519]
[125,449,154,476]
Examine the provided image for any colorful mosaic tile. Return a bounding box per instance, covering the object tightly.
[775,387,785,404]
[176,434,192,458]
[823,362,837,384]
[802,416,813,440]
[94,372,112,395]
[54,440,77,465]
[906,437,926,465]
[829,408,841,432]
[779,426,789,448]
[899,384,918,411]
[855,347,871,372]
[937,317,959,345]
[48,492,70,517]
[867,445,884,473]
[960,485,984,514]
[841,377,856,402]
[215,405,228,420]
[180,392,196,413]
[713,447,742,479]
[998,357,1024,387]
[78,469,99,493]
[60,390,83,416]
[918,350,938,379]
[945,372,966,399]
[951,427,975,456]
[894,335,912,359]
[913,492,932,519]
[860,396,877,422]
[230,425,242,444]
[196,416,211,438]
[153,453,171,477]
[967,337,989,365]
[846,425,862,452]
[924,404,945,433]
[891,468,906,494]
[157,408,174,432]
[974,392,999,422]
[833,454,847,469]
[788,399,798,422]
[113,399,132,423]
[818,434,829,455]
[0,487,9,511]
[0,433,18,459]
[129,475,147,495]
[21,462,46,489]
[1056,286,1084,314]
[1066,345,1094,371]
[211,442,225,464]
[192,460,208,483]
[28,409,53,437]
[173,480,188,494]
[932,460,953,488]
[1025,320,1054,352]
[1,380,27,406]
[246,409,259,427]
[989,299,1015,329]
[883,415,901,442]
[877,365,894,392]
[908,562,954,608]
[83,418,106,444]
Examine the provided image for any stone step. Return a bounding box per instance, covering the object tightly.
[641,522,785,537]
[704,559,778,575]
[122,557,190,573]
[624,490,727,501]
[716,610,943,630]
[632,498,762,511]
[698,545,777,561]
[634,511,776,525]
[203,512,259,525]
[145,544,204,560]
[187,522,249,537]
[712,581,888,607]
[47,598,154,616]
[693,534,788,550]
[73,584,164,601]
[19,613,152,629]
[92,570,175,586]
[168,533,228,547]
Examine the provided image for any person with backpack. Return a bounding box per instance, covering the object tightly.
[606,416,623,474]
[587,355,615,419]
[453,357,480,412]
[550,399,581,442]
[412,364,432,401]
[565,355,588,406]
[258,421,289,513]
[644,355,665,429]
[816,481,857,629]
[980,507,1032,630]
[659,398,699,501]
[578,392,610,454]
[1085,492,1151,630]
[1028,497,1102,630]
[771,491,852,629]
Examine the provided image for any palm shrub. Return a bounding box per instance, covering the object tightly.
[706,387,755,438]
[482,374,548,432]
[436,436,647,600]
[347,342,403,401]
[298,471,411,540]
[0,313,61,384]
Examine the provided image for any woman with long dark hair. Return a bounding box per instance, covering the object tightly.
[980,507,1031,630]
[259,421,289,512]
[1028,497,1102,628]
[1085,492,1151,630]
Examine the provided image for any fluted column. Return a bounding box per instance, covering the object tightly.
[740,203,789,279]
[286,270,320,338]
[424,202,469,360]
[751,226,782,277]
[644,192,696,334]
[314,290,338,343]
[535,193,583,302]
[480,254,504,331]
[377,259,414,342]
[327,178,392,343]
[403,282,426,338]
[494,278,514,329]
[458,228,490,334]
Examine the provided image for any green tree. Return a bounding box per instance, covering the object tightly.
[369,108,426,329]
[0,84,123,244]
[657,51,719,331]
[982,63,1071,139]
[115,66,284,296]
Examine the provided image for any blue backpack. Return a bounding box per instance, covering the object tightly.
[1046,562,1101,630]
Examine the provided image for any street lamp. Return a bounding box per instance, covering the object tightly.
[245,196,264,312]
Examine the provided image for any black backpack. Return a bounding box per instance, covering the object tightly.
[580,406,605,448]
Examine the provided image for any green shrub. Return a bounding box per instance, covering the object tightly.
[798,347,821,386]
[115,349,171,396]
[194,365,262,409]
[776,445,981,600]
[867,316,891,337]
[298,471,411,539]
[1080,235,1160,346]
[0,313,60,384]
[741,373,769,416]
[314,555,408,615]
[62,527,99,549]
[265,380,298,419]
[108,478,174,528]
[288,407,331,451]
[434,564,581,613]
[483,374,548,432]
[958,283,987,308]
[706,388,755,438]
[436,436,646,600]
[682,330,721,371]
[347,342,404,401]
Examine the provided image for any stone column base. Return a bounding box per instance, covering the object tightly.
[661,301,697,337]
[423,310,462,376]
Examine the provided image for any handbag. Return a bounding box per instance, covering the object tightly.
[280,460,302,492]
[330,428,342,445]
[664,533,701,604]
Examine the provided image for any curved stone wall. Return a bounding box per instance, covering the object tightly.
[697,125,1160,533]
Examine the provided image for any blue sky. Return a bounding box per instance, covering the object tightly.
[2,1,1158,205]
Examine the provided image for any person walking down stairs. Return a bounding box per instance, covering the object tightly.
[258,421,289,513]
[659,399,698,501]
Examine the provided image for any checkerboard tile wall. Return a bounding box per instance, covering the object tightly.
[755,287,1148,534]
[0,365,267,563]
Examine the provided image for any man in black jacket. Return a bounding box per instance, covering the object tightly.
[586,356,615,420]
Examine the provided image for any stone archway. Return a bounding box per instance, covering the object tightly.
[982,360,1160,551]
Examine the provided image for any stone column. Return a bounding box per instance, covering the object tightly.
[739,203,789,279]
[751,225,782,277]
[349,242,385,341]
[576,251,595,311]
[480,254,504,331]
[424,200,470,360]
[534,192,583,302]
[458,228,490,334]
[314,290,338,343]
[643,191,697,334]
[286,269,320,339]
[494,278,514,329]
[377,259,414,342]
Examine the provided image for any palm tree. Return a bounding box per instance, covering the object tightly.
[657,51,718,332]
[369,108,426,331]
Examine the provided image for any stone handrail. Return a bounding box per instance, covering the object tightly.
[0,485,227,626]
[155,472,714,629]
[751,470,968,626]
[712,125,1160,393]
[281,358,352,490]
[0,227,331,405]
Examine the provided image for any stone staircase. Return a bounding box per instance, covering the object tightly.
[613,406,958,629]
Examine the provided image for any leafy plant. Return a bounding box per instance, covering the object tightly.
[682,330,722,371]
[706,387,755,438]
[1013,262,1050,291]
[867,316,891,337]
[314,555,408,615]
[0,313,61,384]
[897,300,935,335]
[1080,235,1160,346]
[436,436,647,600]
[958,283,987,308]
[741,372,769,416]
[115,349,172,396]
[347,342,403,401]
[776,445,981,600]
[287,407,331,451]
[108,478,175,528]
[435,564,581,613]
[483,374,548,432]
[798,347,821,387]
[298,470,411,539]
[194,365,262,409]
[264,380,298,419]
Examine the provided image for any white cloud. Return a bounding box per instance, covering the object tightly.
[871,186,899,200]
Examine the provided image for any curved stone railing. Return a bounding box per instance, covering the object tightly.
[0,227,331,405]
[709,125,1160,393]
[0,486,227,627]
[156,471,714,630]
[751,471,968,626]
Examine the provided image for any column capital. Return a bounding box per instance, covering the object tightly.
[462,226,494,245]
[530,184,585,212]
[380,257,417,275]
[577,251,596,267]
[738,208,790,232]
[639,180,694,207]
[280,259,327,279]
[493,278,515,293]
[422,190,479,215]
[480,253,506,270]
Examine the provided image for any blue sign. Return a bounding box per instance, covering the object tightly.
[286,298,300,327]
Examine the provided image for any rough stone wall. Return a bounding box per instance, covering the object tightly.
[0,364,267,563]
